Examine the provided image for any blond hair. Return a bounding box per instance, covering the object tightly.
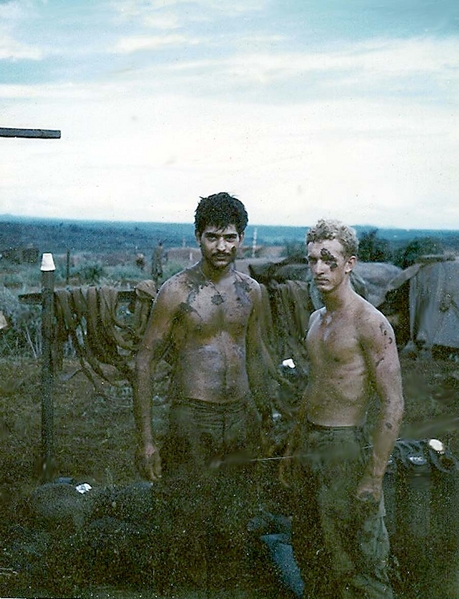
[307,219,359,258]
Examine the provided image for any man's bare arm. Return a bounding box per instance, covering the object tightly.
[358,312,404,502]
[134,282,178,480]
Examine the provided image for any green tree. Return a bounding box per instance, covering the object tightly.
[283,240,305,260]
[358,229,392,263]
[394,237,443,269]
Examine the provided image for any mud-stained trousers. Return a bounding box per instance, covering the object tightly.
[158,397,262,591]
[291,421,394,599]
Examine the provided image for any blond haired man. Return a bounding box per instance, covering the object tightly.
[284,219,404,598]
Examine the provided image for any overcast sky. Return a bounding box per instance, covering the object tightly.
[1,0,458,229]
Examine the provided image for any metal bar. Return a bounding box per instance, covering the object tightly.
[0,127,61,139]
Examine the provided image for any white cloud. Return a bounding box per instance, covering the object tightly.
[143,12,181,30]
[0,34,43,60]
[0,1,44,60]
[205,36,459,87]
[192,0,267,15]
[113,33,202,53]
[0,0,26,21]
[112,0,267,16]
[103,35,459,103]
[111,0,267,31]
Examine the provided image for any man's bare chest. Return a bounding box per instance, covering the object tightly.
[308,315,361,364]
[178,285,252,334]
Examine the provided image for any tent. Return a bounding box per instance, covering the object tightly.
[409,259,459,351]
[376,255,459,353]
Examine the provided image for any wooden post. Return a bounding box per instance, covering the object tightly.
[0,127,61,139]
[66,249,71,286]
[41,253,56,481]
[1,124,61,480]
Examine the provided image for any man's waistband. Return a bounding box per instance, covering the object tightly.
[172,396,247,413]
[306,419,364,432]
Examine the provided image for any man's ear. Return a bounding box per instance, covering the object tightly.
[345,255,356,274]
[239,232,245,244]
[195,232,201,246]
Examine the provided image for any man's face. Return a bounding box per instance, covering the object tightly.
[307,238,355,294]
[197,225,243,269]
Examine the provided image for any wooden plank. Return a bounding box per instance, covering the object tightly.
[18,292,42,305]
[0,127,61,139]
[19,289,136,305]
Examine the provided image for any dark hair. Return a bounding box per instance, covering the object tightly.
[307,218,359,258]
[194,192,248,236]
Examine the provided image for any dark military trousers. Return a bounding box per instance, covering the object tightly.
[159,397,261,590]
[291,422,393,599]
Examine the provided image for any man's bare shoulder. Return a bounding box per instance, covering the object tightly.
[234,269,261,293]
[309,307,325,325]
[353,295,396,344]
[354,294,389,322]
[156,265,200,301]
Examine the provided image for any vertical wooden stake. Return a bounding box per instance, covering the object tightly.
[41,253,56,482]
[66,249,71,286]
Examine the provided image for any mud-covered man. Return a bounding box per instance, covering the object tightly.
[283,219,404,598]
[134,192,272,590]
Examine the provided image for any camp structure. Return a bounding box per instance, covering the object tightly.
[378,255,459,355]
[407,257,459,353]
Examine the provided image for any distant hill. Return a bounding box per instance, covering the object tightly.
[0,216,309,254]
[1,215,459,255]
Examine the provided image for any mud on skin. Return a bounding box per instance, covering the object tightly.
[320,248,338,270]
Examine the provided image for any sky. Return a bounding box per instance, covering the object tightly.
[1,0,459,229]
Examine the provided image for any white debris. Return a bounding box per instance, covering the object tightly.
[282,358,296,369]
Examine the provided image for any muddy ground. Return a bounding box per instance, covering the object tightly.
[1,352,459,598]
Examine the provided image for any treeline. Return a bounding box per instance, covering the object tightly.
[282,228,459,267]
[0,220,190,255]
[357,228,459,267]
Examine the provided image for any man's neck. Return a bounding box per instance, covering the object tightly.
[321,281,353,313]
[199,260,234,282]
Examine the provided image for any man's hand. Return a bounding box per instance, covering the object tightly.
[356,473,383,504]
[136,442,162,481]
